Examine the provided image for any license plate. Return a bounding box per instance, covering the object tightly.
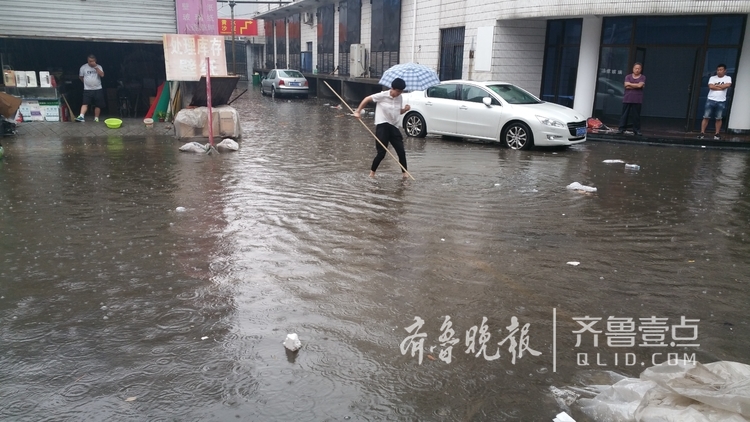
[289,82,300,87]
[576,126,586,137]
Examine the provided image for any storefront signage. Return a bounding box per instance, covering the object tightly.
[218,19,258,36]
[176,0,219,35]
[163,34,228,81]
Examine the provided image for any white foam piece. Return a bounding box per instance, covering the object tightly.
[566,182,597,192]
[283,333,301,351]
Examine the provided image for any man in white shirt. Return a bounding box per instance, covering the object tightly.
[354,78,411,178]
[699,64,732,140]
[76,54,105,123]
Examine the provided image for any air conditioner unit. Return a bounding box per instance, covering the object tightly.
[303,12,314,25]
[349,44,367,77]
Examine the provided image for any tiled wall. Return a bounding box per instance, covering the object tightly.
[494,0,750,19]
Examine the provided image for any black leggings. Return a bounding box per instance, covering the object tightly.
[371,123,407,172]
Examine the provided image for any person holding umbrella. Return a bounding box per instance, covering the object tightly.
[353,78,411,179]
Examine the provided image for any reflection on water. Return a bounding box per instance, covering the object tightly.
[1,89,749,420]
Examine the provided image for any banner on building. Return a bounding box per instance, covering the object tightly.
[218,19,258,36]
[163,34,228,81]
[176,0,219,35]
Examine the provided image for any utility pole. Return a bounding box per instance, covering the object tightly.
[230,0,237,75]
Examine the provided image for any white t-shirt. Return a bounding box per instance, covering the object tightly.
[371,90,403,126]
[79,64,103,90]
[707,75,731,102]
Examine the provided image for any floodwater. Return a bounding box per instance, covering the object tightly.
[1,88,749,421]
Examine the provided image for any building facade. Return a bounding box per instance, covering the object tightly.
[255,0,750,132]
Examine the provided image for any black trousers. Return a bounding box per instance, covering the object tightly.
[371,123,407,173]
[619,103,642,132]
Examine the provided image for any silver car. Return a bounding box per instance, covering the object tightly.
[401,80,587,150]
[261,69,309,99]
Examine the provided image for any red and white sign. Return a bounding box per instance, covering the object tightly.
[218,19,258,36]
[163,34,228,81]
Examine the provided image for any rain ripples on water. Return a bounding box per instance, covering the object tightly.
[1,88,749,420]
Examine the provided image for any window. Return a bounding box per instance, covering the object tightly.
[281,70,304,78]
[488,84,541,105]
[461,85,493,104]
[540,19,582,108]
[427,84,458,100]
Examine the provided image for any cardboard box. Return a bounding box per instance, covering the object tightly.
[0,92,23,118]
[200,106,241,138]
[39,99,60,122]
[3,70,16,87]
[175,121,203,138]
[20,100,44,122]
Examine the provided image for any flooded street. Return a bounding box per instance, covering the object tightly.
[1,88,749,421]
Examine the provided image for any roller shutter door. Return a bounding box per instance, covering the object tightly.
[0,0,177,43]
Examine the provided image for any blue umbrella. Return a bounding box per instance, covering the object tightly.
[378,63,440,92]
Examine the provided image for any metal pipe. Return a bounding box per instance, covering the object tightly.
[230,0,236,75]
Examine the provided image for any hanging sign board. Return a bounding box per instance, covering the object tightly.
[163,34,228,81]
[176,0,219,35]
[218,19,258,36]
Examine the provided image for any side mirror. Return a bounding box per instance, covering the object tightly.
[483,97,492,107]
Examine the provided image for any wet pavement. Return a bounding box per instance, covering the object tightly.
[1,86,750,421]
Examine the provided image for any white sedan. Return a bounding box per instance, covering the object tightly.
[401,80,587,150]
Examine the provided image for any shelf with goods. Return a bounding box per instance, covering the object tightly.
[3,70,65,122]
[2,86,62,122]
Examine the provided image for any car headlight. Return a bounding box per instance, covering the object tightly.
[536,116,566,128]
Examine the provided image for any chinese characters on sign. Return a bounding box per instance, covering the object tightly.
[400,316,541,365]
[571,315,700,367]
[401,311,702,370]
[176,0,218,35]
[218,19,258,36]
[163,34,228,81]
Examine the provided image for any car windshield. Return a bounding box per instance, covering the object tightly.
[280,70,304,78]
[487,84,542,104]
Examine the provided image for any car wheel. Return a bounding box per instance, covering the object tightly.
[404,112,427,138]
[261,85,267,96]
[503,122,533,150]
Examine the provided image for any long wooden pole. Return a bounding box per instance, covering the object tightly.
[206,57,214,147]
[323,81,414,180]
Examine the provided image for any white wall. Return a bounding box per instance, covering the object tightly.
[489,20,546,95]
[728,13,750,131]
[492,0,750,19]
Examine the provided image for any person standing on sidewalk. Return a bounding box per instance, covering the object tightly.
[617,63,646,136]
[699,64,732,140]
[353,77,411,179]
[76,54,105,123]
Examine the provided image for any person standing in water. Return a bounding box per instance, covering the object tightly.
[353,77,410,178]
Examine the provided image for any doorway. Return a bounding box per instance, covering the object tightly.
[439,27,465,81]
[593,15,745,134]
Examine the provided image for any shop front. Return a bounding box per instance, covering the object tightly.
[593,15,746,132]
[0,0,175,120]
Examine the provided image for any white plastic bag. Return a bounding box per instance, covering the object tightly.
[574,360,750,422]
[216,138,239,152]
[178,141,208,153]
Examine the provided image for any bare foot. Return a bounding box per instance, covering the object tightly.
[402,172,410,179]
[369,171,376,178]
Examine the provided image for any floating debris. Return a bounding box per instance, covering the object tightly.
[283,333,301,352]
[566,182,597,193]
